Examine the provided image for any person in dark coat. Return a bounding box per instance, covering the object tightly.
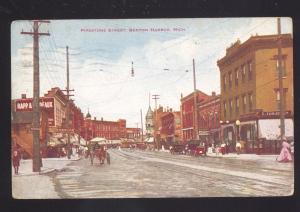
[12,148,21,174]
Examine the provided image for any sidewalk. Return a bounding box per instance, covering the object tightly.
[206,152,278,161]
[12,155,81,177]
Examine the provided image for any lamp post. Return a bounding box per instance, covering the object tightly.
[235,120,240,141]
[219,120,223,143]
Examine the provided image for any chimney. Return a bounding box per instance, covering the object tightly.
[181,93,183,99]
[94,117,96,120]
[212,91,216,96]
[101,117,103,121]
[170,108,173,112]
[21,94,26,99]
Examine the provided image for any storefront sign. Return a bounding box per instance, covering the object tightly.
[261,111,291,119]
[15,97,55,126]
[16,97,54,111]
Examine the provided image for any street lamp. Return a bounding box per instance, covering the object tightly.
[235,120,240,142]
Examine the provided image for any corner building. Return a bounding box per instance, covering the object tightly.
[217,34,293,154]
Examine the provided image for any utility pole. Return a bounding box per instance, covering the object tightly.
[140,109,144,143]
[62,46,74,159]
[192,58,199,140]
[21,20,50,172]
[277,17,285,141]
[152,94,160,149]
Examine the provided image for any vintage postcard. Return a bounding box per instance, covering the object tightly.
[11,18,294,198]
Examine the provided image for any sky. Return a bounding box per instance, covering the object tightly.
[11,18,293,128]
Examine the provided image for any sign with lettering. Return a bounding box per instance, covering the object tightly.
[16,97,54,111]
[261,111,291,119]
[15,97,55,126]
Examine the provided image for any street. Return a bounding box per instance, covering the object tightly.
[51,149,294,198]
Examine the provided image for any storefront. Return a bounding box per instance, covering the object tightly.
[220,123,236,152]
[239,111,294,154]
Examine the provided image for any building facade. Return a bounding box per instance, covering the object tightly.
[197,92,221,145]
[84,113,127,141]
[160,110,181,146]
[180,90,209,142]
[126,128,141,140]
[217,33,293,153]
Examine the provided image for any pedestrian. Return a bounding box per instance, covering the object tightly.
[276,137,293,162]
[12,148,21,174]
[220,143,226,155]
[236,141,241,155]
[106,152,110,165]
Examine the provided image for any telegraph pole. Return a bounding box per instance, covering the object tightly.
[277,17,285,141]
[152,94,160,149]
[63,46,74,159]
[140,109,144,143]
[193,58,199,140]
[21,20,50,172]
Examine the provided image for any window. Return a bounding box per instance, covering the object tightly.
[235,96,239,115]
[229,99,233,117]
[235,68,239,86]
[223,75,226,91]
[275,89,287,111]
[248,92,253,111]
[229,72,232,88]
[241,64,246,82]
[276,58,287,77]
[242,95,247,113]
[223,101,227,119]
[248,61,252,81]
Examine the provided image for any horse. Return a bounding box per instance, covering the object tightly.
[95,147,106,165]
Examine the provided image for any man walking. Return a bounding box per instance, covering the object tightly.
[12,148,21,174]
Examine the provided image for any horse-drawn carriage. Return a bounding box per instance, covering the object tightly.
[89,143,110,166]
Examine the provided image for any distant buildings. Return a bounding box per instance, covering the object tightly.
[160,109,181,145]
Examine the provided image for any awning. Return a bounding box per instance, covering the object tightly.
[145,137,154,143]
[240,120,257,126]
[258,119,294,140]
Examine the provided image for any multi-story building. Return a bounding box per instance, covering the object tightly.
[84,112,127,141]
[11,87,87,157]
[153,106,168,148]
[126,128,141,140]
[160,109,181,146]
[180,90,210,142]
[217,33,293,153]
[198,92,221,145]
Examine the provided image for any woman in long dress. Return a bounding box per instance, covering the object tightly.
[276,138,292,162]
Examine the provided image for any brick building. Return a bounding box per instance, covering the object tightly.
[153,106,167,148]
[83,112,127,141]
[160,109,181,146]
[126,128,141,140]
[198,92,221,145]
[180,90,210,142]
[217,33,293,153]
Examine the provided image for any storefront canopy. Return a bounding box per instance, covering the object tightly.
[90,137,107,144]
[258,119,293,140]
